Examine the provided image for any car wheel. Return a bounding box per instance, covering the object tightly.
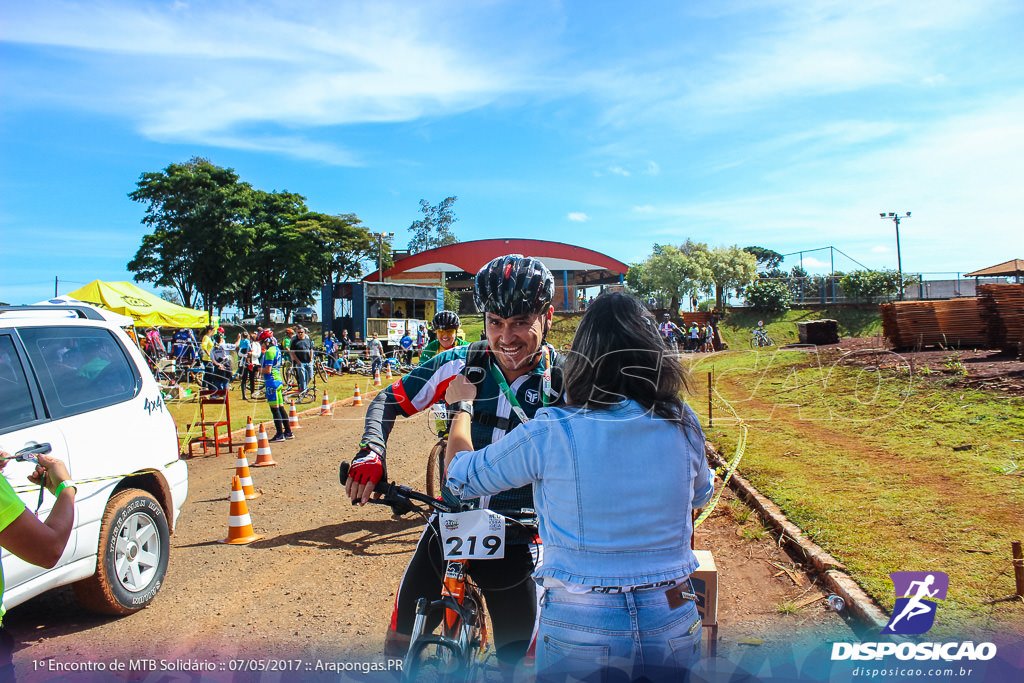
[73,489,170,615]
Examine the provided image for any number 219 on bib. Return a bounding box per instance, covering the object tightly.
[439,510,505,560]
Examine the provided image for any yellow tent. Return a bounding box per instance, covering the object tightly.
[67,281,210,328]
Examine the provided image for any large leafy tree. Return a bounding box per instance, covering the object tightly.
[295,212,379,283]
[408,196,459,254]
[706,245,759,310]
[236,189,318,325]
[633,241,711,313]
[127,157,250,314]
[743,246,784,273]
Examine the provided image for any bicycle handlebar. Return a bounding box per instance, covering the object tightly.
[339,461,538,528]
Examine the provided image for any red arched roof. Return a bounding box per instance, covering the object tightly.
[379,239,629,278]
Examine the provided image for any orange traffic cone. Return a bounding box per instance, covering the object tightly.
[234,448,260,500]
[386,364,393,380]
[320,391,332,416]
[288,400,300,430]
[243,416,258,454]
[373,369,382,387]
[253,423,277,467]
[352,385,363,406]
[220,475,263,545]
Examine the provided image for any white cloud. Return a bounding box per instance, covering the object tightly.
[644,161,660,175]
[0,1,550,163]
[608,166,630,176]
[567,212,590,222]
[633,205,655,214]
[871,245,892,253]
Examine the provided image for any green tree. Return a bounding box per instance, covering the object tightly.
[744,280,791,313]
[293,212,379,284]
[744,246,784,272]
[408,197,459,254]
[127,158,250,315]
[706,246,758,310]
[236,189,318,325]
[643,241,711,313]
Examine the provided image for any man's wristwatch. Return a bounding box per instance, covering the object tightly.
[449,401,474,418]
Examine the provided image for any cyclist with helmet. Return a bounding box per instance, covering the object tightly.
[417,310,467,364]
[658,313,682,350]
[257,330,293,442]
[344,254,565,667]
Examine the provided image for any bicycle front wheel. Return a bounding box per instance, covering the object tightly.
[403,636,465,683]
[297,389,316,405]
[317,363,329,383]
[425,439,446,499]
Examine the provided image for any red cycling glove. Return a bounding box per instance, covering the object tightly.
[349,449,384,488]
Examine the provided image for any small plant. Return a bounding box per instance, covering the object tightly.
[777,600,802,615]
[994,460,1019,475]
[741,524,768,541]
[942,353,967,376]
[728,500,753,524]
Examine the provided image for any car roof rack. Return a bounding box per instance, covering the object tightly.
[0,305,108,320]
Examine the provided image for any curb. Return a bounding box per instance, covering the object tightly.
[215,386,387,442]
[705,442,890,631]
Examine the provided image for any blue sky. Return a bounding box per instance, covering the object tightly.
[2,0,1023,304]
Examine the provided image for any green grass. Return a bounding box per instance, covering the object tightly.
[715,307,884,349]
[684,348,1024,635]
[167,372,401,452]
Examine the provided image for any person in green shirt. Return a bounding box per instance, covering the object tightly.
[417,310,467,365]
[0,450,76,679]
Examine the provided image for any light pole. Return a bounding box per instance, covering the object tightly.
[880,212,911,300]
[373,232,394,282]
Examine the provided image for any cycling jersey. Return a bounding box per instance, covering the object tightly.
[261,345,285,406]
[361,340,563,513]
[417,337,467,365]
[658,322,679,339]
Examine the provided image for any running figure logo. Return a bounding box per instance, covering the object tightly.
[882,571,949,635]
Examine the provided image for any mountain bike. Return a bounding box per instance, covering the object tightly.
[750,328,775,348]
[339,463,538,683]
[424,404,449,499]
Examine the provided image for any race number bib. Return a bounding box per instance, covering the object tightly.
[439,510,505,560]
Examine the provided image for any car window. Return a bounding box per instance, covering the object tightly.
[0,334,39,432]
[19,327,140,420]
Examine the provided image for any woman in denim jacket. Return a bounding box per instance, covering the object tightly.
[445,291,714,682]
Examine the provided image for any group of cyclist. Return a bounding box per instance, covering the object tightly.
[344,254,714,682]
[658,313,717,353]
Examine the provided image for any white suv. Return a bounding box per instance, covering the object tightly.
[0,305,188,614]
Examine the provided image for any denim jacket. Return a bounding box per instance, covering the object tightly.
[446,399,714,587]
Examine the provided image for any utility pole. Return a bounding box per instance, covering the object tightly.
[373,232,395,282]
[880,212,911,300]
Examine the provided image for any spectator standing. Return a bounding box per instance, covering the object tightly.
[0,450,76,680]
[338,330,352,372]
[366,333,384,377]
[291,328,314,393]
[399,329,414,366]
[237,331,257,399]
[688,322,700,352]
[209,333,233,390]
[324,332,337,369]
[199,325,215,388]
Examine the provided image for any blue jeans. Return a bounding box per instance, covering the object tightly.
[536,583,702,683]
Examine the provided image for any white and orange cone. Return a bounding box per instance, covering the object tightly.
[288,400,300,430]
[386,364,393,380]
[243,416,258,454]
[352,385,363,406]
[219,475,263,545]
[320,391,332,416]
[234,448,260,500]
[373,369,382,387]
[253,423,277,467]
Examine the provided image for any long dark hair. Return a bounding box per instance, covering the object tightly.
[564,291,694,428]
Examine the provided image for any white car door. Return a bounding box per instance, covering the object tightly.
[0,332,77,592]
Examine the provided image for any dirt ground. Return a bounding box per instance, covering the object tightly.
[825,337,1024,395]
[5,395,855,681]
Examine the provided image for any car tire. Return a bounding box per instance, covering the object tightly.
[73,489,170,615]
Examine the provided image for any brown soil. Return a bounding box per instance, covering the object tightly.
[5,399,853,679]
[812,337,1024,396]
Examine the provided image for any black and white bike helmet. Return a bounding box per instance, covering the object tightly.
[432,310,461,331]
[474,254,555,318]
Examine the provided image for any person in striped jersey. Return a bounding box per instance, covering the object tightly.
[344,254,564,668]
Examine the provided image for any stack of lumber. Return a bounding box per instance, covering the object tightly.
[880,298,988,349]
[798,319,839,345]
[978,284,1024,351]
